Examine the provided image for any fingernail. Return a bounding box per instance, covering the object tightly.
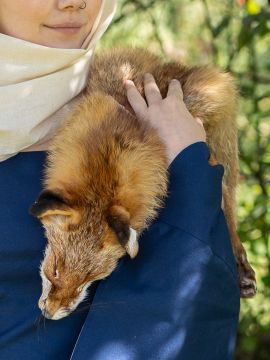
[124,79,134,87]
[171,79,180,83]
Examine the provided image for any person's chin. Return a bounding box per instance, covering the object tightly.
[40,25,85,49]
[42,38,83,49]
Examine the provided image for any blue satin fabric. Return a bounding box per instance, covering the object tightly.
[0,142,240,360]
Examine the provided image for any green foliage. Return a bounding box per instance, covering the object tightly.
[100,0,270,358]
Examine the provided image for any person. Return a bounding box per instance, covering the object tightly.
[0,1,240,359]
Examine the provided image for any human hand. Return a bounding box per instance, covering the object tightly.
[124,73,206,164]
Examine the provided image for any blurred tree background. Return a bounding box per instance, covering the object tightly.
[98,0,270,358]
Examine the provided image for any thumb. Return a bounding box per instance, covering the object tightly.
[194,117,204,127]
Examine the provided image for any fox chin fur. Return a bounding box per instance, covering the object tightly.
[30,47,256,320]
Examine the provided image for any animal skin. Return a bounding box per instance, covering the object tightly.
[30,47,256,320]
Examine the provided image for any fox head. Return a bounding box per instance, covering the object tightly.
[30,190,139,320]
[29,93,167,320]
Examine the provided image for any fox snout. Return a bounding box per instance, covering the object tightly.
[38,297,69,320]
[39,268,92,320]
[39,296,79,320]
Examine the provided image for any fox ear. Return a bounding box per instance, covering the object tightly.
[107,205,139,258]
[29,190,81,229]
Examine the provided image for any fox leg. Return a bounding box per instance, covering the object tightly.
[222,186,256,298]
[208,153,256,297]
[177,62,256,297]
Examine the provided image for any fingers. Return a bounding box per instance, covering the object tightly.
[125,79,147,118]
[124,73,163,117]
[143,73,162,105]
[167,79,183,100]
[125,76,186,121]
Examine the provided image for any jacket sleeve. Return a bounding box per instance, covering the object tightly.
[70,141,240,360]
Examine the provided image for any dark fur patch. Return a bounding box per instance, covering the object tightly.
[29,190,67,218]
[106,214,130,248]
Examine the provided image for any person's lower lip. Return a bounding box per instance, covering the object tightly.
[45,26,81,34]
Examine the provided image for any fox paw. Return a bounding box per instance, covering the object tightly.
[237,255,256,298]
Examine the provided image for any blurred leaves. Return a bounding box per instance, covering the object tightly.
[238,10,270,49]
[101,0,270,358]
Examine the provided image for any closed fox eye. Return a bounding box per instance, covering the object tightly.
[54,269,59,279]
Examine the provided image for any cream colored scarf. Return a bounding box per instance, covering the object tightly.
[0,0,117,162]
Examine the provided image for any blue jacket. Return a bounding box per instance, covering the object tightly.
[0,142,240,360]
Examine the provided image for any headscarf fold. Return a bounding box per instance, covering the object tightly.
[0,0,117,161]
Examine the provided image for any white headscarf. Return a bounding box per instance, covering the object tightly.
[0,0,117,161]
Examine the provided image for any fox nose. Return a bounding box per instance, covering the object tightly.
[42,309,53,319]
